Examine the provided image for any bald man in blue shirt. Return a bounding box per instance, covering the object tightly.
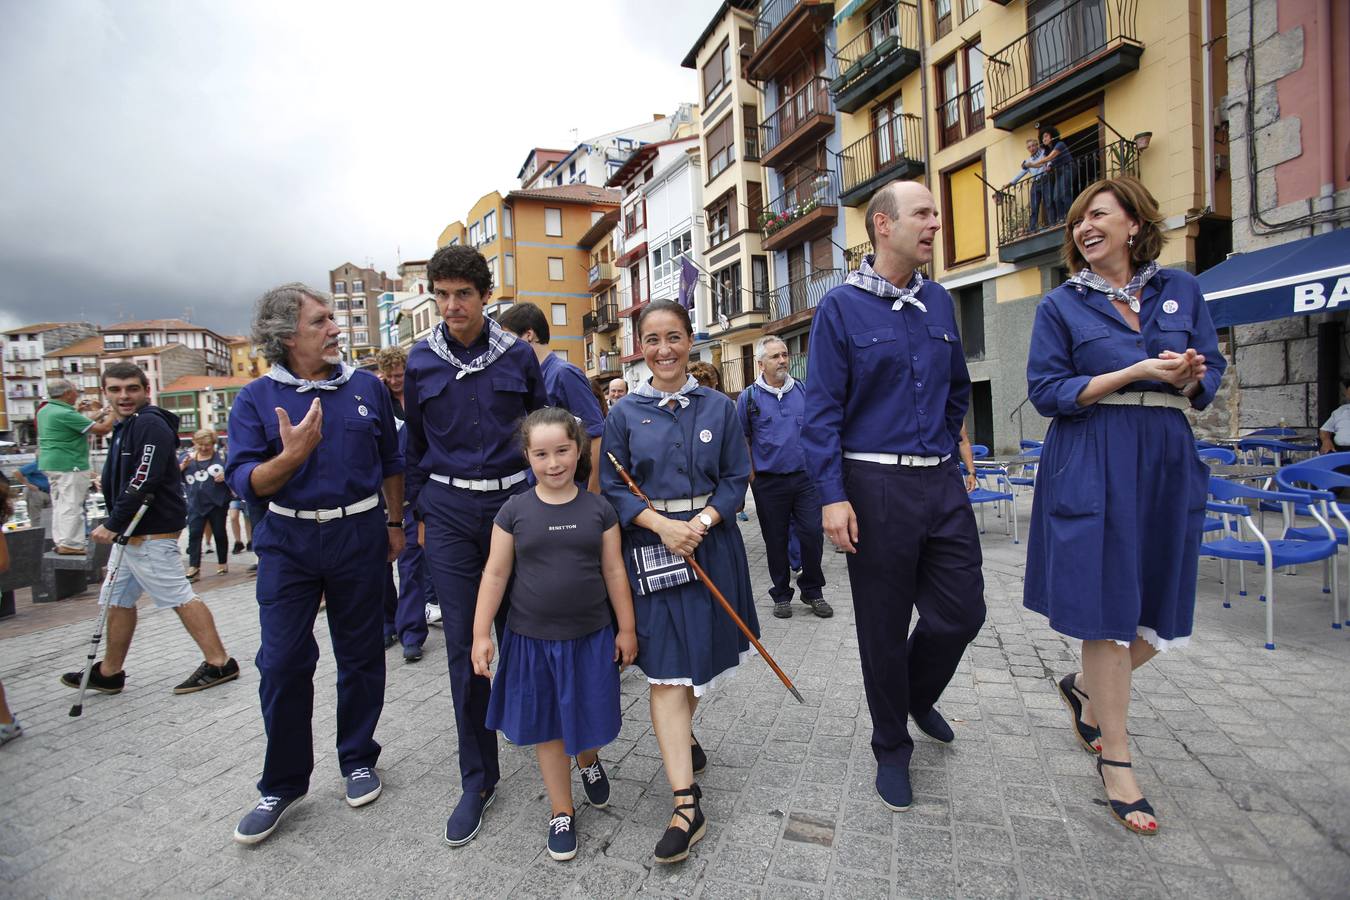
[802,180,986,813]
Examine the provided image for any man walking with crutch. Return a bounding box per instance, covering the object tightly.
[59,362,239,698]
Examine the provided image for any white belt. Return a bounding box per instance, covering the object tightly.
[430,470,528,492]
[268,493,380,523]
[649,493,712,512]
[1097,391,1191,411]
[843,452,950,467]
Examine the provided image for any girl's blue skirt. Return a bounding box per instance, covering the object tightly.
[485,623,621,756]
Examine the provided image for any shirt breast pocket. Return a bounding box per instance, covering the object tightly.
[926,324,955,377]
[344,416,380,471]
[1069,323,1117,374]
[263,422,282,456]
[490,374,530,421]
[1154,314,1194,355]
[850,327,899,378]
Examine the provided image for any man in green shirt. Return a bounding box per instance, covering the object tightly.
[38,378,114,554]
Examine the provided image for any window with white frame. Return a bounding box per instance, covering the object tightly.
[548,257,564,280]
[334,280,346,293]
[353,279,364,292]
[354,331,368,344]
[504,253,516,286]
[503,207,513,238]
[544,207,563,237]
[553,348,569,363]
[551,304,567,326]
[488,256,500,288]
[484,210,497,242]
[469,222,482,246]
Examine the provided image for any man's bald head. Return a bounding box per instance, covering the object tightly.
[606,378,628,402]
[864,180,936,246]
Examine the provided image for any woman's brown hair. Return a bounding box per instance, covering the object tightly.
[1061,175,1167,272]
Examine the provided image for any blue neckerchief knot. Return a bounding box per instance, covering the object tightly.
[632,374,698,409]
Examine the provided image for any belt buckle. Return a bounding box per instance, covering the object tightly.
[314,507,341,524]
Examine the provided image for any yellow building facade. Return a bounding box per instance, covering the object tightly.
[833,0,1230,449]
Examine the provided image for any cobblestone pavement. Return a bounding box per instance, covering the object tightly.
[2,494,1349,898]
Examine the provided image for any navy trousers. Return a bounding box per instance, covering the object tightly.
[420,479,517,793]
[844,458,986,770]
[252,506,387,797]
[750,471,826,602]
[383,512,432,647]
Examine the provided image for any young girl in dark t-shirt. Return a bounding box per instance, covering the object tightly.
[471,407,637,862]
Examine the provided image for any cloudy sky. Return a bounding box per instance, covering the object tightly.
[0,0,714,336]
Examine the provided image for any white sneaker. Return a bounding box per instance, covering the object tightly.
[425,603,443,627]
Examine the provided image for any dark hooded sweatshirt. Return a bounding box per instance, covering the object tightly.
[101,404,187,536]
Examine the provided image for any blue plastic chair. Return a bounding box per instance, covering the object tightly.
[968,467,1019,543]
[1197,447,1237,465]
[970,444,990,459]
[1199,477,1339,649]
[1247,427,1301,436]
[1277,465,1350,628]
[1019,440,1043,451]
[1238,437,1318,467]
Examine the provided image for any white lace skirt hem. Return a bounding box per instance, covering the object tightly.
[645,649,757,698]
[1111,626,1191,652]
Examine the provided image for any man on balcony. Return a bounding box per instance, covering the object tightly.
[802,180,986,814]
[738,336,830,621]
[1006,137,1049,233]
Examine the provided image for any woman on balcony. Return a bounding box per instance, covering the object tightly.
[600,300,759,864]
[1023,176,1225,836]
[1037,126,1074,224]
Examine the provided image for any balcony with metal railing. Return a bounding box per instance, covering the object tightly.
[598,350,621,374]
[986,0,1142,130]
[760,169,840,253]
[747,0,835,83]
[759,77,835,170]
[995,138,1141,262]
[938,83,985,149]
[830,2,920,114]
[588,262,616,292]
[844,240,873,272]
[838,114,925,207]
[765,268,844,333]
[583,312,598,335]
[596,301,620,333]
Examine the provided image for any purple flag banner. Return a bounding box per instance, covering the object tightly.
[678,256,698,310]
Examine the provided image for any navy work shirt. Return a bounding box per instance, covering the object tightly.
[540,352,604,439]
[802,280,972,506]
[225,368,403,511]
[736,383,808,475]
[1027,267,1226,418]
[403,327,547,495]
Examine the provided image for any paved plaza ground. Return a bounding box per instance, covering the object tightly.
[2,493,1349,899]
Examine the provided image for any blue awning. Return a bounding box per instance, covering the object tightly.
[1199,229,1350,327]
[834,0,867,24]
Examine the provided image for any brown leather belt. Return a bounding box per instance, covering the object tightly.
[125,531,182,545]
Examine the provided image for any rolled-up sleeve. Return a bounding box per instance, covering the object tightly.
[1027,298,1094,419]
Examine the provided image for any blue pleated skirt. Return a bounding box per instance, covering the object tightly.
[485,623,621,756]
[623,513,760,696]
[1023,404,1210,645]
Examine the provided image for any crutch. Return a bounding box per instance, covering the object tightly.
[69,495,154,717]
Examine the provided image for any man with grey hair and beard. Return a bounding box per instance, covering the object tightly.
[37,377,115,554]
[225,283,404,845]
[736,337,830,619]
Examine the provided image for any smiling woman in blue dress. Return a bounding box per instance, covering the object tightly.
[600,299,759,864]
[1024,176,1225,835]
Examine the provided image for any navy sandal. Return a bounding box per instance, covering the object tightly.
[1057,673,1101,754]
[1096,757,1158,835]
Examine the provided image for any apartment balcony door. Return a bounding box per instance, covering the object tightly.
[787,245,807,315]
[1028,0,1106,87]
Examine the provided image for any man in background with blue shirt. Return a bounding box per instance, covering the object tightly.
[496,301,603,492]
[802,180,986,813]
[403,244,547,847]
[737,336,829,620]
[227,283,404,844]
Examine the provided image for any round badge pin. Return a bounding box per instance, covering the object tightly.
[358,404,368,416]
[1162,300,1179,314]
[195,470,209,482]
[699,429,713,444]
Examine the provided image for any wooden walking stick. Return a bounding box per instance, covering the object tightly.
[606,451,804,704]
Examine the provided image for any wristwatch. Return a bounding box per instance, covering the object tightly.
[386,520,402,528]
[697,512,713,530]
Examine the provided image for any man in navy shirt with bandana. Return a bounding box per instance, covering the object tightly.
[403,244,547,846]
[802,180,986,813]
[226,283,404,845]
